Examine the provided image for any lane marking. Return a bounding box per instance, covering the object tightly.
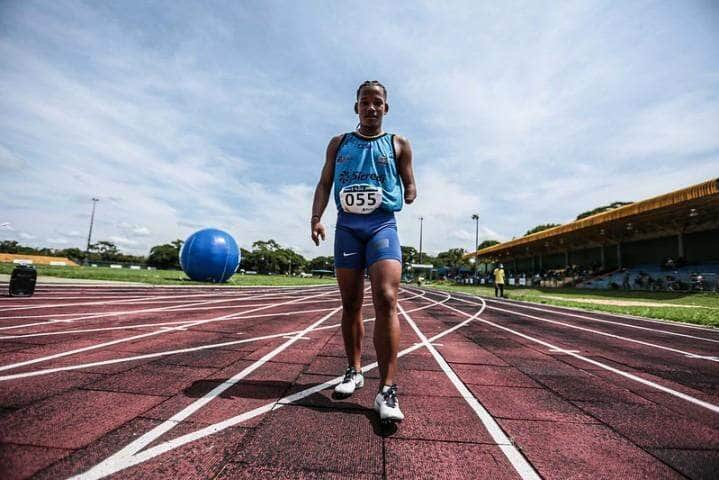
[0,289,337,373]
[398,301,540,480]
[0,307,339,339]
[451,296,719,362]
[71,305,344,480]
[548,348,580,354]
[70,290,448,479]
[0,289,338,331]
[414,288,719,414]
[0,292,431,381]
[0,285,334,313]
[0,288,425,323]
[482,295,719,337]
[0,292,416,338]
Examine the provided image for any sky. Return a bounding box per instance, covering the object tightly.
[1,0,718,259]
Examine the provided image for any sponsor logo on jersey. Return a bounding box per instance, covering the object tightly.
[338,170,386,185]
[377,155,388,165]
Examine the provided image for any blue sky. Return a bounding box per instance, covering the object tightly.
[1,0,718,259]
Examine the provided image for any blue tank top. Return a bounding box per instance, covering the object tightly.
[333,132,403,213]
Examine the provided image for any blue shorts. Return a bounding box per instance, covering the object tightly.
[334,210,402,269]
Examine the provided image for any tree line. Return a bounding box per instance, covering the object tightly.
[1,238,499,274]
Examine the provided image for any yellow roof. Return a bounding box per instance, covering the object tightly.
[467,178,719,260]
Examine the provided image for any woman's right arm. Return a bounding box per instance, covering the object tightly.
[310,135,343,246]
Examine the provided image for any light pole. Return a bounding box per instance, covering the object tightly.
[85,197,99,264]
[418,216,424,264]
[472,213,479,279]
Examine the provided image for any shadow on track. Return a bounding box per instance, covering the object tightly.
[183,378,395,436]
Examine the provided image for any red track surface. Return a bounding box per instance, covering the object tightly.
[0,283,717,479]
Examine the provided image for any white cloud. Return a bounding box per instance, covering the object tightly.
[0,0,717,259]
[46,237,69,245]
[19,232,36,240]
[108,235,139,247]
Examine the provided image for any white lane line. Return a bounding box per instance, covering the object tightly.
[398,301,540,480]
[417,289,719,414]
[451,296,719,363]
[482,295,719,335]
[71,305,343,480]
[0,291,305,332]
[0,289,337,373]
[70,290,446,479]
[0,293,416,341]
[0,285,333,313]
[0,291,429,381]
[0,307,339,339]
[0,292,246,313]
[0,288,338,330]
[1,291,381,319]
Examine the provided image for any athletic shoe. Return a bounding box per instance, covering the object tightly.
[374,384,404,421]
[334,366,364,396]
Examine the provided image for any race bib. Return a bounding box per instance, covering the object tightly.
[339,184,382,214]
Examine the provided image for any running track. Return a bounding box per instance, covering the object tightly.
[0,283,717,479]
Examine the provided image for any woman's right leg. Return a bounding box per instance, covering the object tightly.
[336,268,365,370]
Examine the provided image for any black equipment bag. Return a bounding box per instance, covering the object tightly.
[9,264,37,297]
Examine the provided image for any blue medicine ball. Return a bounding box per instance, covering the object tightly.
[180,228,240,283]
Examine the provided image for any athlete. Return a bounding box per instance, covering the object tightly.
[310,80,417,423]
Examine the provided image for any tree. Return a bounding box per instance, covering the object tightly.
[308,256,334,272]
[576,201,632,220]
[525,224,561,236]
[477,240,500,250]
[147,242,182,269]
[58,247,86,263]
[435,248,466,269]
[242,239,306,274]
[401,246,417,265]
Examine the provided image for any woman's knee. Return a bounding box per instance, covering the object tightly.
[374,284,397,310]
[341,295,364,315]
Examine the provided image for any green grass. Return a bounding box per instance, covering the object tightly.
[0,263,337,287]
[426,281,719,327]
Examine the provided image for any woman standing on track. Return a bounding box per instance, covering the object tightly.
[310,80,417,423]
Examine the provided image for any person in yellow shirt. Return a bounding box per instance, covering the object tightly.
[493,263,505,297]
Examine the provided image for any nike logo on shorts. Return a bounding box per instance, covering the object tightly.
[343,252,358,257]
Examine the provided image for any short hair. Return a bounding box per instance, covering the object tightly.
[356,80,387,100]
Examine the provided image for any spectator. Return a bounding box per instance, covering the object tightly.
[493,263,506,297]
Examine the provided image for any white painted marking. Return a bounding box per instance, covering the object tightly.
[0,287,330,313]
[685,354,719,361]
[398,301,541,480]
[282,335,310,340]
[0,307,337,339]
[452,296,719,363]
[72,305,343,480]
[0,289,337,373]
[68,289,443,479]
[0,290,305,331]
[484,295,719,338]
[549,348,580,354]
[417,289,719,414]
[0,292,430,381]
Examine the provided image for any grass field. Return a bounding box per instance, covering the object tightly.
[428,282,719,327]
[0,263,337,287]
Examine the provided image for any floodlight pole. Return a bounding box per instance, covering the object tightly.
[85,197,99,263]
[472,214,479,278]
[418,216,424,264]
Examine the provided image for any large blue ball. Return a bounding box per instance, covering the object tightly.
[180,228,240,283]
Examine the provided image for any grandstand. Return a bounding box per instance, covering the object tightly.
[466,178,719,291]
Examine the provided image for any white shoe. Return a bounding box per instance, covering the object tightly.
[334,366,364,396]
[374,384,404,421]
